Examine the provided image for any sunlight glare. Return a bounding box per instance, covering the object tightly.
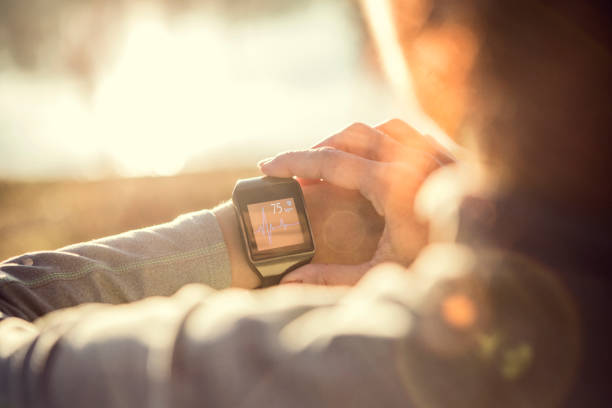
[93,9,229,176]
[1,1,407,180]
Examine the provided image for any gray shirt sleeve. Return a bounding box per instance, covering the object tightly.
[0,209,232,321]
[0,213,578,408]
[0,269,415,408]
[0,207,414,408]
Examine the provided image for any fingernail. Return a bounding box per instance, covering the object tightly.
[257,158,273,168]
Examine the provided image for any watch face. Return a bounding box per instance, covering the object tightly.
[234,178,314,262]
[247,198,304,251]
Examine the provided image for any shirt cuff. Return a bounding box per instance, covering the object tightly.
[174,209,232,290]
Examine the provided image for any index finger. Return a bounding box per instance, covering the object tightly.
[259,148,386,214]
[375,119,427,148]
[312,122,403,162]
[376,119,456,165]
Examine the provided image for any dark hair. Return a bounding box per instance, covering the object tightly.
[433,1,612,211]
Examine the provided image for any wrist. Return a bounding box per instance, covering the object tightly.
[213,201,261,289]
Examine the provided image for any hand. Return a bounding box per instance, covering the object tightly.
[302,181,384,266]
[214,180,385,289]
[259,119,452,285]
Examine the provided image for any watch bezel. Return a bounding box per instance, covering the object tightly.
[233,177,315,263]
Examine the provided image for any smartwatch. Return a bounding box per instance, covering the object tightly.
[232,176,315,287]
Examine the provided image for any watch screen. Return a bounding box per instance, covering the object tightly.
[247,197,304,251]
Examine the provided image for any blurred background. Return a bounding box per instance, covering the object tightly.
[0,0,434,260]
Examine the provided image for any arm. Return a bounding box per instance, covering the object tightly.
[0,181,383,321]
[0,245,577,408]
[0,117,577,407]
[0,264,413,408]
[0,209,231,321]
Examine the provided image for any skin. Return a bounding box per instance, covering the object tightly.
[406,22,478,139]
[214,179,385,288]
[260,119,452,285]
[390,0,479,138]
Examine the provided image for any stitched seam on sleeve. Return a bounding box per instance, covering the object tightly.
[0,242,226,289]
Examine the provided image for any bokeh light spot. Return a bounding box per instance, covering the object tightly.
[441,292,476,329]
[501,343,533,381]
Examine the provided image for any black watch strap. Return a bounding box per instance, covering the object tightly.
[259,273,284,288]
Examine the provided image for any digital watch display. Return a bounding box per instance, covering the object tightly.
[232,176,315,287]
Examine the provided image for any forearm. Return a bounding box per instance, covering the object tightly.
[0,179,384,319]
[0,209,232,321]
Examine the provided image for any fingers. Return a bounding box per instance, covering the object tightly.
[377,119,456,166]
[313,122,404,162]
[375,118,426,147]
[312,120,451,168]
[280,263,371,286]
[259,148,369,189]
[259,147,386,213]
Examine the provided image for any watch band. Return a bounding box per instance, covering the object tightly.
[259,273,284,288]
[255,258,311,288]
[238,231,311,288]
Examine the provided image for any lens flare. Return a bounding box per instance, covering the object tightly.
[442,293,476,329]
[395,246,580,408]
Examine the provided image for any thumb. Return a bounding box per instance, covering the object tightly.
[280,263,371,286]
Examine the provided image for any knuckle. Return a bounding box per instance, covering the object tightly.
[314,145,337,153]
[385,118,407,128]
[269,151,290,164]
[316,146,340,162]
[345,122,371,133]
[373,162,392,182]
[278,149,299,159]
[372,164,395,193]
[310,147,342,179]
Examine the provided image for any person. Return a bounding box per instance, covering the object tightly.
[1,1,610,407]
